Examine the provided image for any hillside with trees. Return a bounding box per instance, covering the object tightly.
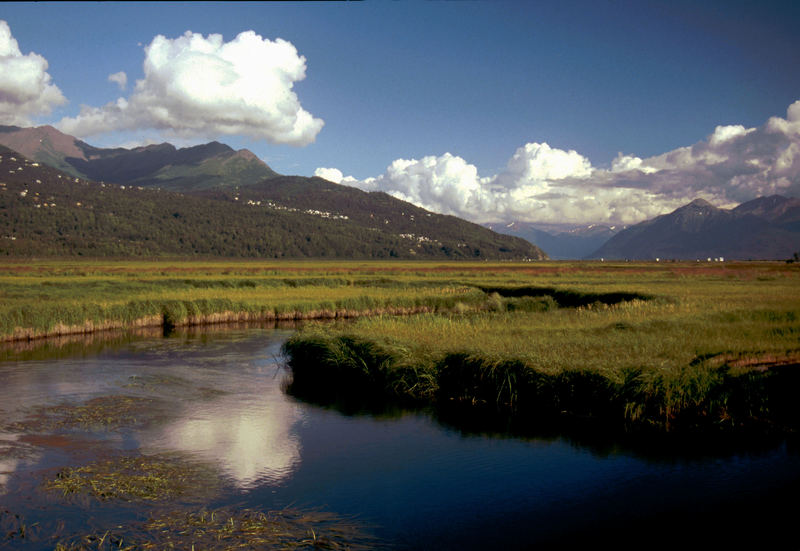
[0,145,545,260]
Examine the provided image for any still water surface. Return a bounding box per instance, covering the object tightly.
[1,327,798,549]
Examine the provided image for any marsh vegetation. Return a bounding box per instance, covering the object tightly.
[3,259,798,431]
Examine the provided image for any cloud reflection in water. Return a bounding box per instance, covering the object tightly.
[141,375,303,488]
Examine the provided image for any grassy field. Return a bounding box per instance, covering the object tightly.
[2,259,799,432]
[0,259,492,340]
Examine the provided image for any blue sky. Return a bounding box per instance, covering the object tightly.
[2,1,799,225]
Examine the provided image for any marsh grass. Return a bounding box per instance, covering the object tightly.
[141,507,374,550]
[282,262,800,432]
[0,260,499,340]
[44,453,221,503]
[3,260,799,430]
[51,507,375,551]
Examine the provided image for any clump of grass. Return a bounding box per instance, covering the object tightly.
[141,507,375,550]
[53,507,376,550]
[283,331,436,404]
[44,453,220,503]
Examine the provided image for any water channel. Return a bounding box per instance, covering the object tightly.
[1,326,798,549]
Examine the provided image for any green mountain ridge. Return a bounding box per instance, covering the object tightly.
[194,175,542,258]
[0,126,278,191]
[0,144,546,260]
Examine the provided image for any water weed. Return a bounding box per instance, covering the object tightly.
[51,507,375,551]
[44,453,221,503]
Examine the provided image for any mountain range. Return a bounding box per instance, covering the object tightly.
[587,197,800,260]
[0,127,545,260]
[0,125,277,191]
[1,124,797,261]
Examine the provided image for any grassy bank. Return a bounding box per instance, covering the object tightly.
[281,261,800,432]
[0,260,494,341]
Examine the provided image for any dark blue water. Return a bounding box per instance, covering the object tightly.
[1,328,798,549]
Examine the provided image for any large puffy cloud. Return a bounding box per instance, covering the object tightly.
[59,30,323,145]
[320,143,664,224]
[616,100,800,205]
[0,20,66,125]
[364,154,495,217]
[323,99,800,225]
[500,142,592,184]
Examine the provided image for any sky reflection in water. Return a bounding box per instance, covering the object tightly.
[0,328,304,490]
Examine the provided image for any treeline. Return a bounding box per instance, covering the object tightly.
[195,176,545,259]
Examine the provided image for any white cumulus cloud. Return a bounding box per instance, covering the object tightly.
[313,167,358,185]
[610,153,659,174]
[348,153,495,219]
[500,142,592,185]
[333,99,800,226]
[0,20,66,125]
[314,167,345,183]
[708,124,754,146]
[59,29,323,145]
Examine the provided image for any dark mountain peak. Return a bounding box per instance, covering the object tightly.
[668,198,723,226]
[734,194,800,215]
[185,141,233,156]
[588,196,799,260]
[733,194,800,231]
[171,141,234,165]
[685,198,716,209]
[133,142,176,153]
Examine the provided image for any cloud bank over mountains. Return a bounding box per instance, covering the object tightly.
[317,100,800,225]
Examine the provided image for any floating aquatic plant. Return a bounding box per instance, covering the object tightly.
[51,507,376,551]
[44,453,220,503]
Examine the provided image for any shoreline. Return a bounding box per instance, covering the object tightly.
[282,332,800,434]
[0,306,435,343]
